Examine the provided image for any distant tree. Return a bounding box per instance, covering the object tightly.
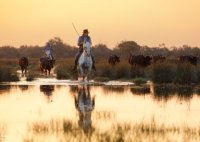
[113,41,140,58]
[0,46,19,58]
[93,44,112,59]
[0,37,200,60]
[46,37,77,58]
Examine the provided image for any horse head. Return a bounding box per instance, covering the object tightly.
[83,42,91,57]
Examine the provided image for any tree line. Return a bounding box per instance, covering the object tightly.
[0,37,200,59]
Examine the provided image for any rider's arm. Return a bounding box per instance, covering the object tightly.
[89,36,92,45]
[77,36,83,46]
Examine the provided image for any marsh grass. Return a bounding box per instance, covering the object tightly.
[132,77,148,85]
[0,67,19,82]
[55,58,77,80]
[130,86,150,95]
[1,58,200,85]
[25,119,200,142]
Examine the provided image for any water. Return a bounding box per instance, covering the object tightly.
[0,80,200,142]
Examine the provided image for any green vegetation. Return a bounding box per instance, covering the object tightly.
[0,67,19,82]
[0,38,200,84]
[93,77,110,82]
[152,61,199,84]
[55,59,75,80]
[26,73,36,81]
[132,77,148,85]
[0,57,200,85]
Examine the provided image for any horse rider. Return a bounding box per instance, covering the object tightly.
[44,43,54,60]
[73,29,96,71]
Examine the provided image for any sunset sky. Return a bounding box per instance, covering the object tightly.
[0,0,200,48]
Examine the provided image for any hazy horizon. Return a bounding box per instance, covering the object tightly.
[0,0,200,48]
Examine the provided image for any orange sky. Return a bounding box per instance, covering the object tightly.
[0,0,200,48]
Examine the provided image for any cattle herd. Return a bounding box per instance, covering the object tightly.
[18,54,198,76]
[19,57,55,76]
[108,54,198,67]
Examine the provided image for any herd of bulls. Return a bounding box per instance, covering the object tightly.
[19,57,55,76]
[108,55,198,66]
[19,54,198,76]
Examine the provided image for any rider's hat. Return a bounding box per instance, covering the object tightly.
[83,29,89,33]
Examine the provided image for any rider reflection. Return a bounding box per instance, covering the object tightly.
[40,85,55,103]
[74,85,95,132]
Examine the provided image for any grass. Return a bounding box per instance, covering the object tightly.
[132,77,148,85]
[93,77,110,82]
[0,67,19,82]
[130,86,150,95]
[24,118,200,142]
[55,58,76,80]
[26,73,37,81]
[1,58,200,85]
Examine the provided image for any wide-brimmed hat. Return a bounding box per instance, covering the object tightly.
[83,29,89,33]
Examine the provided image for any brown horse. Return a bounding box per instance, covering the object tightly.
[40,57,55,75]
[108,54,120,66]
[19,57,29,76]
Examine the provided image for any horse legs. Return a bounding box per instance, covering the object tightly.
[21,67,24,77]
[87,66,92,82]
[48,69,51,76]
[79,66,84,81]
[40,65,44,74]
[25,67,27,76]
[45,69,47,76]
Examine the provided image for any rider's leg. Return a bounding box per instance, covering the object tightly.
[73,52,82,71]
[91,55,96,71]
[50,54,54,60]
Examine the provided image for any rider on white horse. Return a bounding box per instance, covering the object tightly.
[73,29,96,71]
[44,43,54,60]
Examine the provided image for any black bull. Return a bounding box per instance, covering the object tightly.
[108,55,120,66]
[179,55,197,65]
[19,57,29,76]
[40,57,55,75]
[129,55,152,67]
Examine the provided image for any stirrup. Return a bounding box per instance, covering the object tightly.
[92,66,96,71]
[73,66,77,71]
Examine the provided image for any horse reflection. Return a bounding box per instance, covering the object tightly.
[40,85,55,103]
[74,85,95,132]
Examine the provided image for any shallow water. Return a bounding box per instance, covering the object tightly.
[0,80,200,142]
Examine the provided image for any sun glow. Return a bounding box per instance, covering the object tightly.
[0,0,200,48]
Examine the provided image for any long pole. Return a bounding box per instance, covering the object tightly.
[72,23,80,37]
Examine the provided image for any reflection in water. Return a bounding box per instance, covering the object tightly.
[0,85,11,95]
[69,85,79,94]
[0,124,6,142]
[130,86,150,95]
[0,84,200,141]
[195,87,200,95]
[176,86,193,101]
[153,85,176,101]
[18,85,29,91]
[74,85,95,133]
[102,86,125,94]
[40,85,55,103]
[152,85,194,102]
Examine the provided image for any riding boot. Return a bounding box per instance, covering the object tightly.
[73,53,81,71]
[73,57,78,71]
[91,56,96,71]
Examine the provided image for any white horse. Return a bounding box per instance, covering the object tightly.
[78,41,93,81]
[74,85,95,130]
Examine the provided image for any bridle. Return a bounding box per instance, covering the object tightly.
[83,42,91,57]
